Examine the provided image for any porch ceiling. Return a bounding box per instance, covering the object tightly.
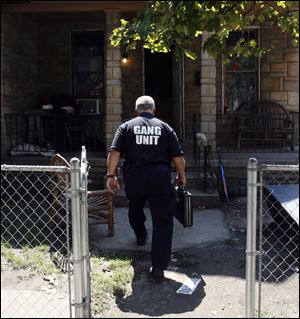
[1,1,145,13]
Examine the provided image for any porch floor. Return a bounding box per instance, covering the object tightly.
[1,149,298,168]
[2,148,298,200]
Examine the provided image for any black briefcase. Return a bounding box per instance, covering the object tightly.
[173,186,193,227]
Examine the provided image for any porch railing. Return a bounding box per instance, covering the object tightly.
[4,112,106,154]
[216,113,238,150]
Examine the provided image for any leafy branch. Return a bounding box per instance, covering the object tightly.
[110,1,299,61]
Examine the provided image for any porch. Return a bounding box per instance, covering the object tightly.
[2,147,298,199]
[4,109,299,156]
[1,4,299,161]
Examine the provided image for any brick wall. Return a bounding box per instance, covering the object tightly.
[260,25,299,145]
[261,27,299,110]
[184,40,202,145]
[38,12,105,98]
[105,10,122,149]
[1,14,38,109]
[200,32,217,152]
[1,13,38,157]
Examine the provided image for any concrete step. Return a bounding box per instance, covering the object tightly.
[188,188,221,208]
[1,154,219,202]
[113,188,220,209]
[88,170,218,190]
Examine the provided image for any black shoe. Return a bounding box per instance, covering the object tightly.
[149,268,165,284]
[137,229,148,246]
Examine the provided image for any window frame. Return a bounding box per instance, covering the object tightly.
[70,29,105,99]
[222,26,261,114]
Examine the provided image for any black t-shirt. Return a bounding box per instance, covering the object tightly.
[109,112,184,164]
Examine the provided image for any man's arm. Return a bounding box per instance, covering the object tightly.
[106,149,121,193]
[172,156,186,186]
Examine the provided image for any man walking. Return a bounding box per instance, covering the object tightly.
[106,95,186,283]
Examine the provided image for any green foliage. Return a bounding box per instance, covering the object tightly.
[110,1,299,60]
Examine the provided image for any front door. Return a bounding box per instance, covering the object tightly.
[144,49,184,140]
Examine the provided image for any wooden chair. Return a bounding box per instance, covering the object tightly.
[49,153,114,236]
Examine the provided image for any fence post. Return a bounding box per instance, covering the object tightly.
[70,157,85,318]
[246,158,258,318]
[80,146,91,318]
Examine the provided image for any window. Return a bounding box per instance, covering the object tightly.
[223,29,259,112]
[71,30,104,113]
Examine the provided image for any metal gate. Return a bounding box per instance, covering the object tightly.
[246,159,299,318]
[1,147,91,318]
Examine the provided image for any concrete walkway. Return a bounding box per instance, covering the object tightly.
[89,207,231,252]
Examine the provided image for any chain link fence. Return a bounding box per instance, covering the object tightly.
[1,147,91,318]
[246,160,299,318]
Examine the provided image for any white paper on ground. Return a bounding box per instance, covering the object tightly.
[176,277,202,295]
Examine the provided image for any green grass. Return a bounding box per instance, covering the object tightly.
[1,245,138,315]
[1,242,60,275]
[90,250,135,316]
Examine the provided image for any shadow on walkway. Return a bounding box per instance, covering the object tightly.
[115,262,206,316]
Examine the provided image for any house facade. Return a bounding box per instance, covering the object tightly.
[1,1,299,160]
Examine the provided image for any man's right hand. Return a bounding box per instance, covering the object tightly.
[176,174,186,187]
[172,156,186,187]
[106,176,120,194]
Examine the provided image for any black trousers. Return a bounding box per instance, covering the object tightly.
[123,163,174,270]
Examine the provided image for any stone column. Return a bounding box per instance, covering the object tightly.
[200,32,217,152]
[105,10,122,149]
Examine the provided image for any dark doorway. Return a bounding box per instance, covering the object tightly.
[144,49,184,140]
[144,49,173,125]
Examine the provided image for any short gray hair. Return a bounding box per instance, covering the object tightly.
[135,95,155,111]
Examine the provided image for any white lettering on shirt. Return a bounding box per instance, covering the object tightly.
[134,126,140,134]
[134,125,161,145]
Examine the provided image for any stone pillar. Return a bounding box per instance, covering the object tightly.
[200,32,217,152]
[105,10,122,149]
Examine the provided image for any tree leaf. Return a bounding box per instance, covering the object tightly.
[183,49,197,60]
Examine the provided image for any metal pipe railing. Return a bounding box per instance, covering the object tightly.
[246,157,258,318]
[70,157,85,318]
[4,113,105,153]
[80,146,91,318]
